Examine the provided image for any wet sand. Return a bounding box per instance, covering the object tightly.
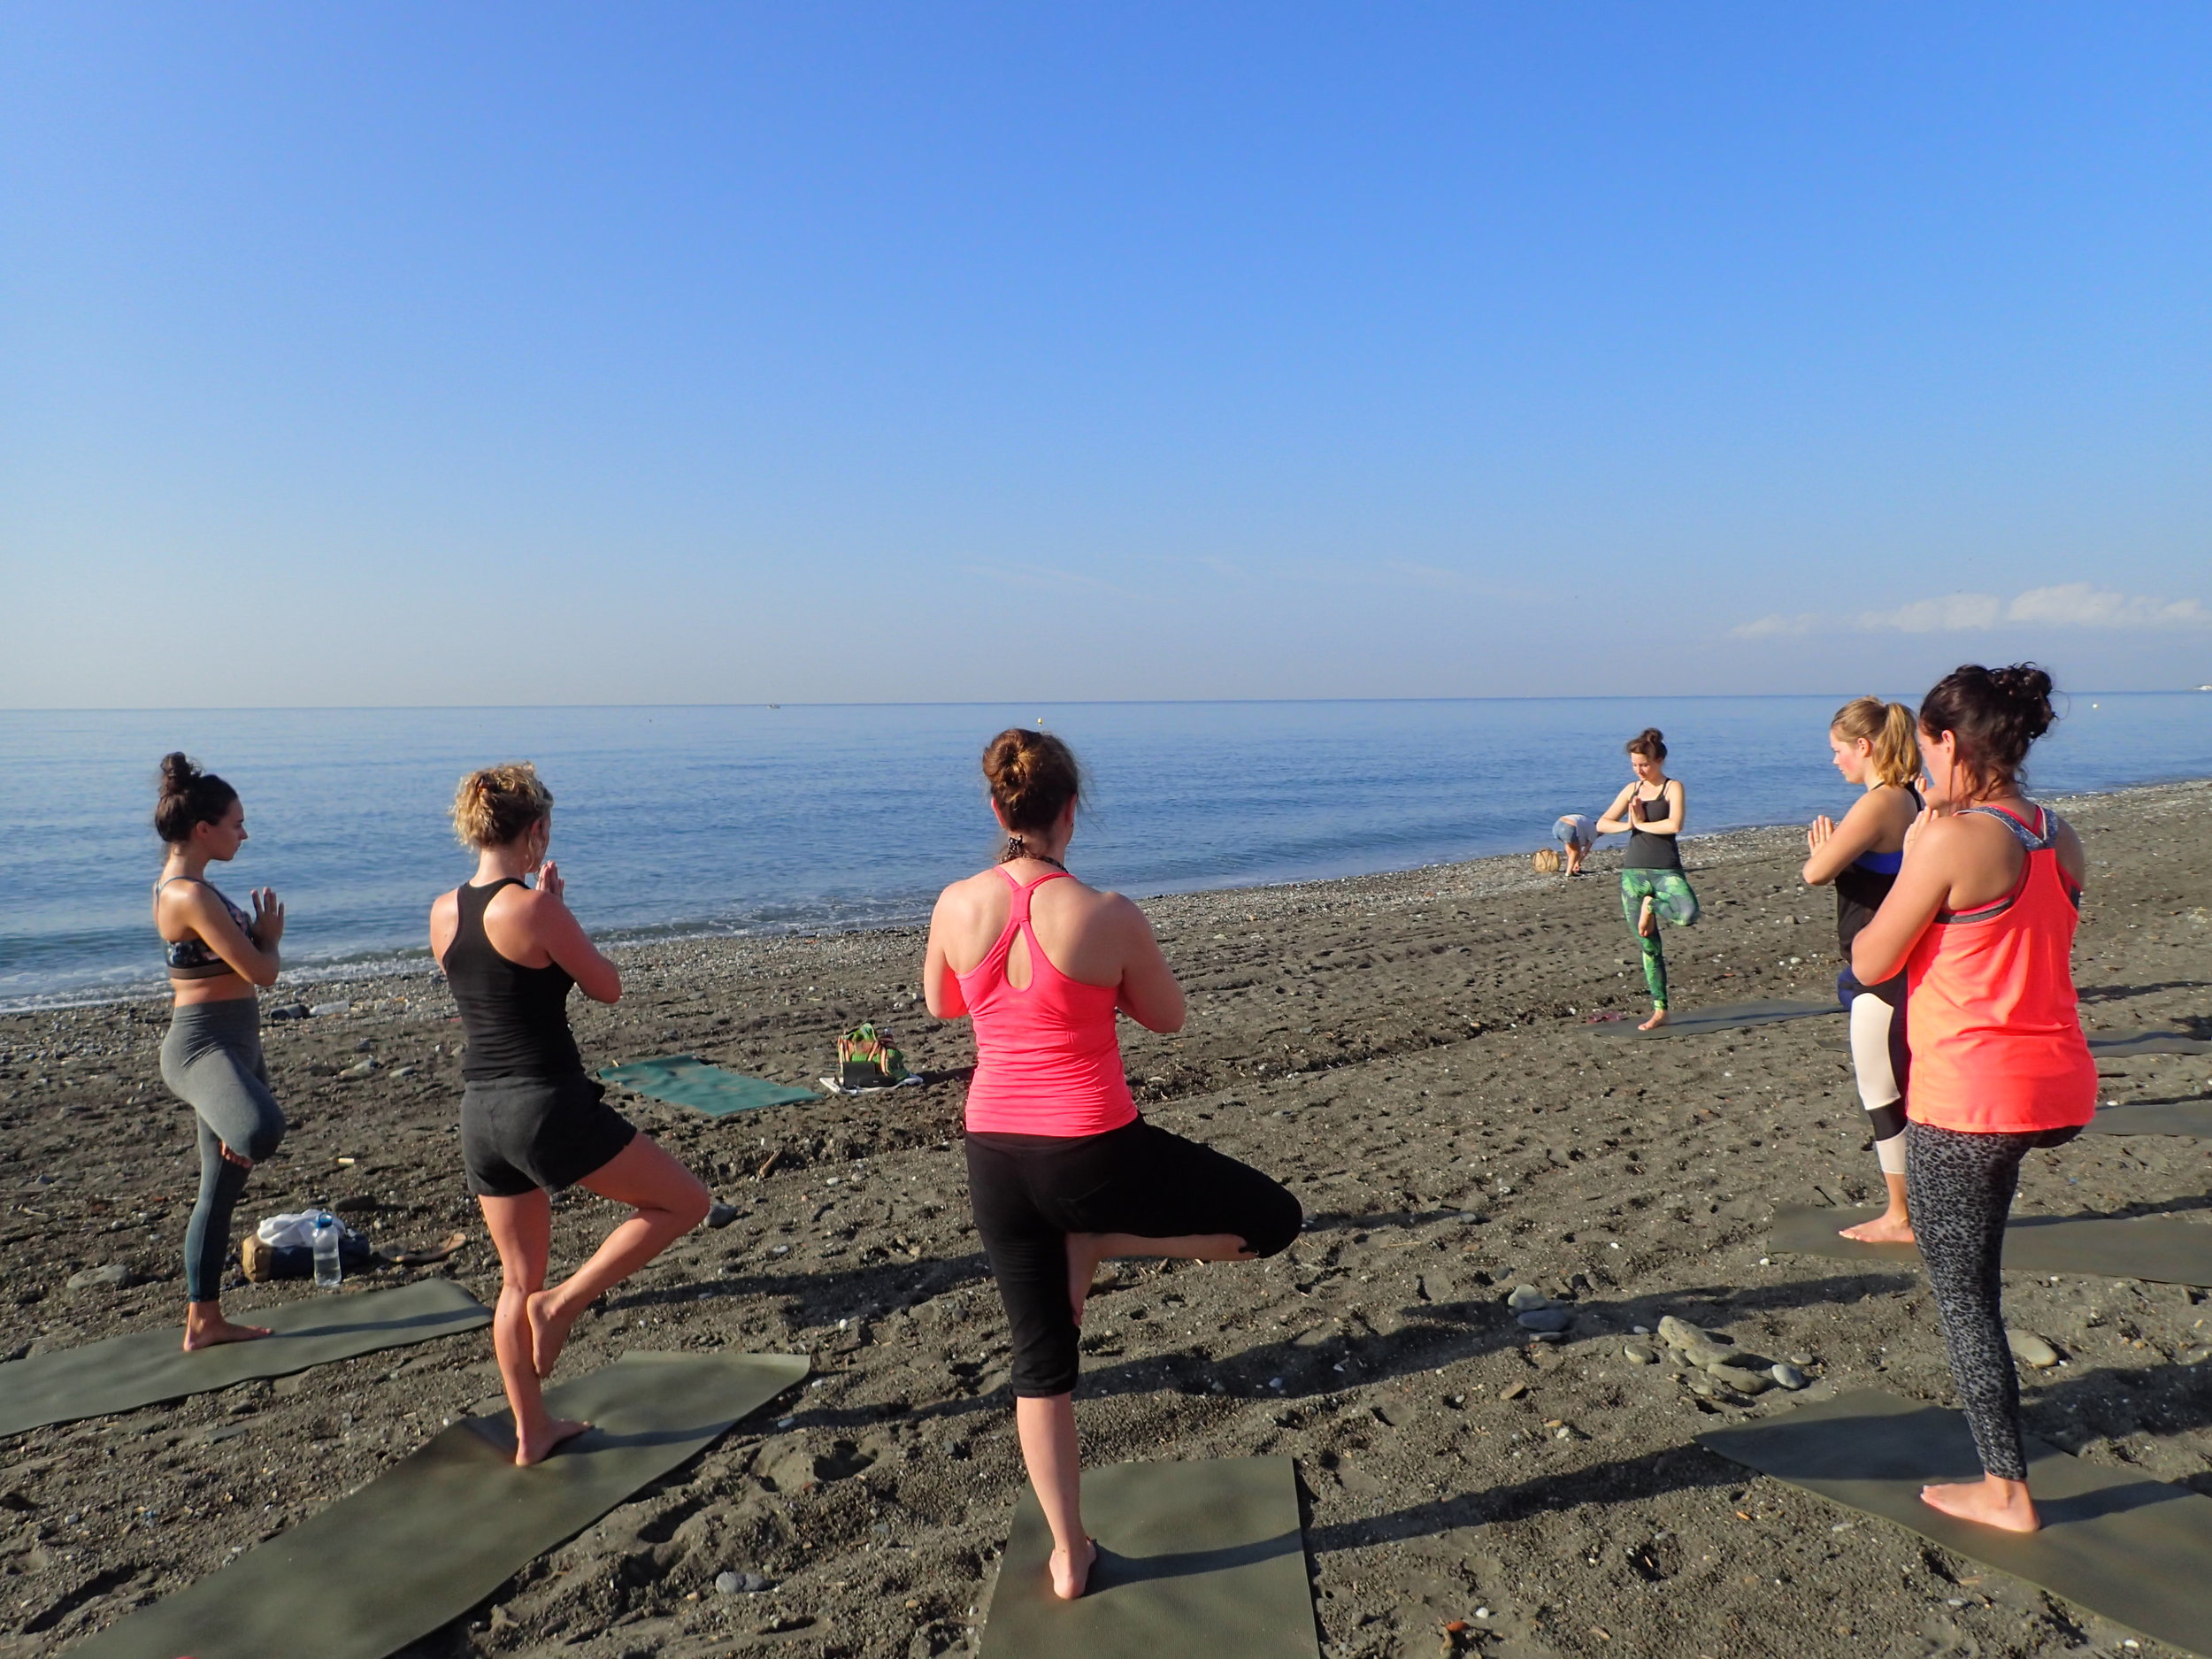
[4,779,2210,1658]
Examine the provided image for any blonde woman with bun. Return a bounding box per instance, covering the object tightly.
[1803,698,1924,1242]
[925,730,1302,1601]
[151,753,289,1350]
[430,764,710,1467]
[1594,728,1698,1029]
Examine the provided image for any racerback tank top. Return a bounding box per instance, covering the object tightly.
[1904,804,2095,1134]
[443,879,585,1081]
[956,869,1139,1138]
[1622,789,1681,871]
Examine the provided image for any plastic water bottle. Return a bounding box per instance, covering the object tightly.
[311,1211,342,1290]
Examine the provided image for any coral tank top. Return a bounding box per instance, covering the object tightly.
[1905,805,2096,1134]
[956,869,1139,1138]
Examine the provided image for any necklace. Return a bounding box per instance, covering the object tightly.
[1001,835,1067,872]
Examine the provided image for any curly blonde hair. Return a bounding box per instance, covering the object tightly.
[452,763,553,849]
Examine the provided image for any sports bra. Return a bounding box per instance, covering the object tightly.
[956,868,1138,1138]
[157,876,256,979]
[1832,784,1923,959]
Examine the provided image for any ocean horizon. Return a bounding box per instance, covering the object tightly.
[6,692,2209,1010]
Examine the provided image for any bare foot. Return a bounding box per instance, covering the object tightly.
[1637,895,1656,937]
[1065,1235,1109,1327]
[1920,1476,2039,1532]
[1048,1536,1098,1601]
[182,1311,273,1351]
[1638,1008,1670,1032]
[526,1288,582,1379]
[514,1415,592,1468]
[1840,1210,1916,1244]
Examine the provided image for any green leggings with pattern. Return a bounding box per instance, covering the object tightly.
[1619,869,1700,1009]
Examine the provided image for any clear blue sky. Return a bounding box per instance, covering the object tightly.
[4,4,2208,705]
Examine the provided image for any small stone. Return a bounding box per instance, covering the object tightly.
[743,1572,771,1593]
[310,1001,350,1018]
[1788,1351,1816,1367]
[1658,1315,1715,1349]
[2008,1330,2061,1369]
[1506,1285,1550,1313]
[715,1571,743,1595]
[1682,1339,1740,1371]
[706,1202,740,1229]
[340,1059,379,1079]
[354,1038,375,1054]
[389,1065,416,1079]
[1517,1309,1572,1333]
[1685,1372,1715,1397]
[1623,1343,1657,1365]
[66,1264,133,1292]
[1499,1380,1529,1402]
[1730,1369,1774,1395]
[1770,1363,1809,1391]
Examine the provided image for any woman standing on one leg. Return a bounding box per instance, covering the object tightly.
[430,764,710,1467]
[1595,728,1699,1030]
[925,731,1302,1602]
[1852,664,2093,1533]
[152,754,289,1350]
[1803,698,1923,1242]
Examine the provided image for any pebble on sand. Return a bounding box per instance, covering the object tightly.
[1623,1342,1658,1365]
[2007,1330,2062,1369]
[65,1264,133,1292]
[1506,1286,1550,1312]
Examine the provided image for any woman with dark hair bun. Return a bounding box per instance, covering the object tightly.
[925,729,1302,1601]
[150,753,289,1349]
[1594,728,1699,1028]
[1852,664,2093,1532]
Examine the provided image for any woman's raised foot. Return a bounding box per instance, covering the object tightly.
[514,1416,592,1468]
[1048,1536,1098,1601]
[526,1288,583,1379]
[1839,1210,1915,1245]
[1637,895,1657,937]
[1919,1478,2039,1532]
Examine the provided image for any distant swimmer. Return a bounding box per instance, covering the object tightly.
[1852,664,2093,1533]
[1802,698,1923,1243]
[152,754,289,1351]
[925,730,1302,1601]
[1594,729,1698,1030]
[430,764,710,1467]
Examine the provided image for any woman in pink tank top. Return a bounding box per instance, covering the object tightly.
[1852,664,2093,1534]
[925,730,1302,1601]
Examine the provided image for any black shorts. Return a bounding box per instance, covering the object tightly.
[965,1118,1302,1398]
[461,1073,638,1198]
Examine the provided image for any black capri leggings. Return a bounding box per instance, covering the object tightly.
[965,1118,1303,1397]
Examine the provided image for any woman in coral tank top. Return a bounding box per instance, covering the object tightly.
[1852,664,2094,1532]
[925,730,1302,1600]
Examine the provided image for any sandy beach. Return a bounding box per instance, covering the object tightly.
[4,777,2210,1659]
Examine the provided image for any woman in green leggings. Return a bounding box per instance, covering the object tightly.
[1596,727,1698,1029]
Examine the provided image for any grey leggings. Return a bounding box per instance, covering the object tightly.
[160,999,287,1302]
[1905,1118,2076,1481]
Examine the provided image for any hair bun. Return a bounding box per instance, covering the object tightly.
[158,751,199,795]
[153,752,237,843]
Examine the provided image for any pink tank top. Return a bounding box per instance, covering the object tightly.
[956,869,1139,1138]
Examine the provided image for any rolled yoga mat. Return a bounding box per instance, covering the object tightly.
[1700,1387,2212,1657]
[2085,1101,2212,1138]
[1771,1202,2212,1287]
[599,1054,819,1116]
[979,1457,1317,1659]
[71,1349,810,1659]
[1586,1000,1840,1039]
[2085,1031,2212,1057]
[0,1278,489,1437]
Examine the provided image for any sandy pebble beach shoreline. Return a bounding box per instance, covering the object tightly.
[4,780,2210,1658]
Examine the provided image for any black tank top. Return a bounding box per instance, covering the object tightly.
[444,879,584,1080]
[1622,789,1682,871]
[1833,786,1924,960]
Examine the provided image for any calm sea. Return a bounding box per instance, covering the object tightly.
[4,695,2208,1009]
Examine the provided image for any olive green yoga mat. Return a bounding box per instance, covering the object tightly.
[1771,1203,2212,1286]
[1700,1388,2212,1657]
[72,1349,809,1659]
[2085,1101,2212,1138]
[2086,1031,2212,1057]
[979,1457,1317,1659]
[0,1278,488,1437]
[599,1054,819,1116]
[1587,1000,1839,1039]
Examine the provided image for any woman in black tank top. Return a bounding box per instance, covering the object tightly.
[1595,728,1701,1029]
[430,764,710,1467]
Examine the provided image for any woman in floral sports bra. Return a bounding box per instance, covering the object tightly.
[925,730,1302,1601]
[1852,664,2095,1532]
[150,753,290,1350]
